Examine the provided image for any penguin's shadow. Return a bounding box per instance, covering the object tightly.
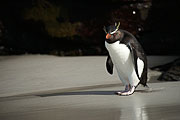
[37,91,115,97]
[37,89,158,97]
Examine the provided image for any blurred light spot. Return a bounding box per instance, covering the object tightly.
[130,4,133,7]
[133,11,136,15]
[144,4,149,8]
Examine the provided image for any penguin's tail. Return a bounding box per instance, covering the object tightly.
[145,84,149,88]
[135,82,149,89]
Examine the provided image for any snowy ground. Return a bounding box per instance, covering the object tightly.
[0,55,178,97]
[0,55,179,120]
[0,55,119,97]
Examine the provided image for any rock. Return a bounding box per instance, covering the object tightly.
[147,69,162,82]
[151,58,180,81]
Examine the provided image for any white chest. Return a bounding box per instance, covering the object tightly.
[105,41,131,64]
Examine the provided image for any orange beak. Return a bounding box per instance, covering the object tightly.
[106,33,111,39]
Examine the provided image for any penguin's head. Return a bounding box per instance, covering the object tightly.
[103,22,121,43]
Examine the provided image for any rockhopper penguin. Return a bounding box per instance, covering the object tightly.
[104,22,148,96]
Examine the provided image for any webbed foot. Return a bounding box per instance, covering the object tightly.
[116,85,135,96]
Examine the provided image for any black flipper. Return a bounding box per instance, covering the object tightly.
[106,55,113,75]
[127,42,148,87]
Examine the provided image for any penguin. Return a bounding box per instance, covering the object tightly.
[104,22,148,96]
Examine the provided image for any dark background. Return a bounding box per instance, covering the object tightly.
[0,0,180,56]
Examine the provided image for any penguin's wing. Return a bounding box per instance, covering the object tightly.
[106,54,113,75]
[127,42,148,86]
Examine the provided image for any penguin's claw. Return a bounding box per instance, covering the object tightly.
[115,91,123,95]
[120,91,133,96]
[115,91,132,96]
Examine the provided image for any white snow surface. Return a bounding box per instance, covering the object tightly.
[0,55,179,97]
